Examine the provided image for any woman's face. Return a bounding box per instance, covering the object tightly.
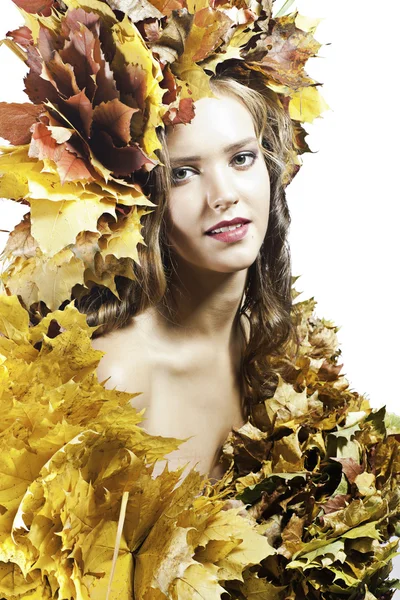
[165,93,270,274]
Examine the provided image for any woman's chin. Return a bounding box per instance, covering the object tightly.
[203,256,258,274]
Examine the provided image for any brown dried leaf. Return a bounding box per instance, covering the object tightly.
[59,25,99,99]
[6,26,33,47]
[192,8,233,62]
[333,457,364,484]
[91,130,156,176]
[278,514,305,559]
[2,215,38,259]
[73,231,101,271]
[245,14,321,90]
[63,90,94,138]
[12,0,54,16]
[0,103,44,145]
[44,52,81,97]
[321,494,351,515]
[93,99,137,145]
[150,11,194,62]
[162,97,195,126]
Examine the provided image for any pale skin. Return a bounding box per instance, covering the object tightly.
[93,92,271,481]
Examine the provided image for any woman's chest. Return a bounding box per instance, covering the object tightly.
[96,326,245,476]
[96,339,245,478]
[133,357,245,476]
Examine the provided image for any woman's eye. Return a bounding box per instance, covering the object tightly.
[232,152,257,168]
[171,168,194,185]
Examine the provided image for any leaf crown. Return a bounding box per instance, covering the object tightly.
[0,0,327,311]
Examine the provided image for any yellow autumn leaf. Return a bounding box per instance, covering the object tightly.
[196,508,275,582]
[240,571,287,599]
[29,301,96,346]
[0,295,29,342]
[101,207,149,262]
[0,562,45,598]
[295,13,322,33]
[174,66,214,102]
[28,164,94,202]
[185,0,209,12]
[62,0,117,22]
[0,444,47,522]
[289,85,329,123]
[88,178,155,207]
[80,520,133,600]
[124,465,188,551]
[110,16,166,157]
[33,249,85,310]
[170,562,225,600]
[30,198,116,256]
[137,524,198,596]
[0,145,40,199]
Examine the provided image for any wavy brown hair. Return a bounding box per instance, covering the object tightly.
[78,66,300,418]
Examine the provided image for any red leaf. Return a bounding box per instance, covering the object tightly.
[12,0,54,16]
[29,122,64,161]
[333,457,364,484]
[163,98,195,126]
[160,64,177,105]
[63,8,100,34]
[0,102,44,145]
[56,147,94,183]
[321,494,350,515]
[93,99,137,145]
[6,26,33,47]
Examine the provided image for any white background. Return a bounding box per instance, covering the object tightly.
[1,0,400,588]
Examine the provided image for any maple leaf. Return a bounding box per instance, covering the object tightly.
[240,571,287,600]
[30,197,115,256]
[100,206,149,263]
[0,103,44,145]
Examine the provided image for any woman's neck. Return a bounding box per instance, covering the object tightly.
[155,256,248,348]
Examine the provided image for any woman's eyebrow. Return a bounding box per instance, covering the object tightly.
[169,136,258,166]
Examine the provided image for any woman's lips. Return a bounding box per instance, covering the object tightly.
[205,222,250,243]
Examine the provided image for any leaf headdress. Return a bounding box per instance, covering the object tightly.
[0,0,327,312]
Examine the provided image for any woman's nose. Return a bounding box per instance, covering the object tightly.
[205,168,239,210]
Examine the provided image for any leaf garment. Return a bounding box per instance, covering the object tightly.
[0,286,399,600]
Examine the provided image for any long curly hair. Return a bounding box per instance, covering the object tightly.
[78,66,300,418]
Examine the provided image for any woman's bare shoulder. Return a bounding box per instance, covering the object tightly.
[91,310,155,398]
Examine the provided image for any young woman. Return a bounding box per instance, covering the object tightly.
[88,72,298,481]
